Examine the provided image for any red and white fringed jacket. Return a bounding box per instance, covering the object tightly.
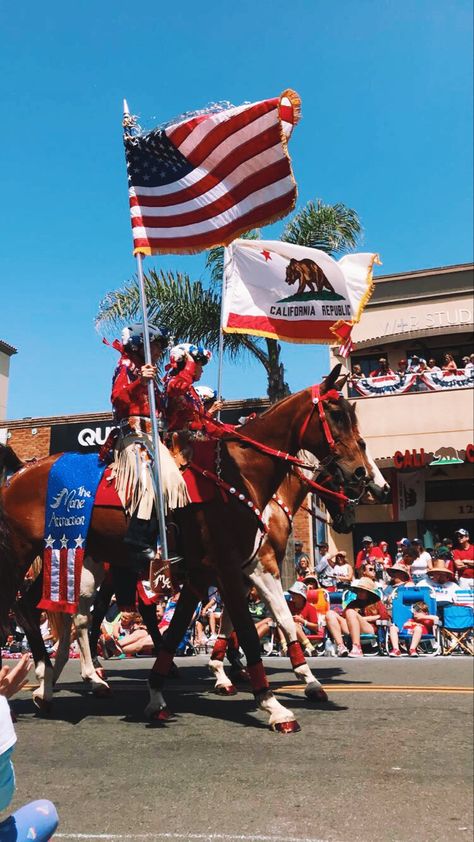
[111,354,163,421]
[165,359,223,437]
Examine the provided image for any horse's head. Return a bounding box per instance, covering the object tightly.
[285,259,299,286]
[299,365,388,532]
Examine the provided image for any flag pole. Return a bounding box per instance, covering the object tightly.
[216,246,229,419]
[123,99,169,560]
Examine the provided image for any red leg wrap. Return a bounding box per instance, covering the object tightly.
[211,637,228,662]
[152,650,174,675]
[288,640,306,669]
[247,660,270,695]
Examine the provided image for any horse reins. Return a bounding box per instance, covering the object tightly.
[186,384,354,533]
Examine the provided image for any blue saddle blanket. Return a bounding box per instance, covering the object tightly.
[38,453,105,613]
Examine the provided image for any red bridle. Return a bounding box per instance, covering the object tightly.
[298,384,340,453]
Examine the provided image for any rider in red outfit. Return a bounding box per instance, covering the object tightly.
[110,324,188,566]
[164,343,222,436]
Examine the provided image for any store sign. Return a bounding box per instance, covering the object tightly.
[393,449,426,469]
[394,444,474,469]
[50,420,117,455]
[384,306,473,335]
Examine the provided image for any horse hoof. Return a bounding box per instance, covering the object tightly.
[33,696,52,716]
[149,706,175,723]
[229,668,250,684]
[304,683,329,703]
[272,719,301,734]
[92,684,112,698]
[214,684,237,696]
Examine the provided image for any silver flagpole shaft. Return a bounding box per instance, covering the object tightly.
[123,97,169,558]
[135,253,169,559]
[216,246,229,419]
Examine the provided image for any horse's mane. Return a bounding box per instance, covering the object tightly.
[240,386,358,441]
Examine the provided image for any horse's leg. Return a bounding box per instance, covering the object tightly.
[14,578,54,713]
[146,584,200,722]
[208,608,239,695]
[89,574,115,676]
[216,565,300,733]
[137,595,164,653]
[248,564,328,703]
[51,613,73,688]
[73,557,110,696]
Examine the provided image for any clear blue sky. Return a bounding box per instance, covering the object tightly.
[1,0,472,420]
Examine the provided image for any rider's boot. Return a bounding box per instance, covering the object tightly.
[124,510,158,570]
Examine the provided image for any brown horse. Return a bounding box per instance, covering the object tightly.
[0,367,374,731]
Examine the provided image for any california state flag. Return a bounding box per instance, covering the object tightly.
[222,240,380,344]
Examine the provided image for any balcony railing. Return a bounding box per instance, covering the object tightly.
[349,369,474,398]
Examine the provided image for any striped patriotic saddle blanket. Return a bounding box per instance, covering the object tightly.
[38,453,105,614]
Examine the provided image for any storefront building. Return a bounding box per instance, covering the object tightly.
[327,262,474,562]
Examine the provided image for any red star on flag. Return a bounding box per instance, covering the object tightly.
[261,250,272,261]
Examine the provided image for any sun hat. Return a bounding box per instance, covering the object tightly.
[349,577,382,604]
[288,581,308,600]
[386,563,410,581]
[303,573,319,586]
[427,560,456,581]
[362,536,373,543]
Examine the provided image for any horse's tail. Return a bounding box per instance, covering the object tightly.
[0,503,20,640]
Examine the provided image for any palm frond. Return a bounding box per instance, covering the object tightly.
[206,228,261,288]
[281,199,362,255]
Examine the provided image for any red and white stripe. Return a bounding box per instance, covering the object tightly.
[40,547,84,614]
[129,90,300,255]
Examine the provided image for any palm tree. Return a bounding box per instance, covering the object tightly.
[96,200,362,401]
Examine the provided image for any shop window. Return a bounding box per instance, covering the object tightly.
[425,479,474,503]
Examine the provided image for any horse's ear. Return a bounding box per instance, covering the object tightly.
[321,364,342,394]
[334,373,349,391]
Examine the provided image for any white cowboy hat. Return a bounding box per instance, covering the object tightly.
[288,581,308,600]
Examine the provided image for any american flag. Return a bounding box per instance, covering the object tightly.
[124,90,301,255]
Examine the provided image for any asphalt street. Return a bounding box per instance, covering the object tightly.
[6,655,473,842]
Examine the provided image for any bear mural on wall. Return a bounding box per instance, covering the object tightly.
[285,258,336,296]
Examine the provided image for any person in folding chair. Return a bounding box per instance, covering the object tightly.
[388,586,441,657]
[389,600,438,657]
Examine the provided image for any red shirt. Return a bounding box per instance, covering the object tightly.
[290,601,318,626]
[355,546,383,570]
[453,545,474,578]
[165,360,224,438]
[111,354,162,420]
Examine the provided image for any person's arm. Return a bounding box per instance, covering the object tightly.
[0,655,31,698]
[111,362,149,414]
[166,359,199,396]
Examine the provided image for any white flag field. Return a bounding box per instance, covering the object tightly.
[222,239,380,344]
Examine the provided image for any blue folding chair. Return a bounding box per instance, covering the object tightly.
[329,589,383,655]
[441,604,474,656]
[391,586,441,655]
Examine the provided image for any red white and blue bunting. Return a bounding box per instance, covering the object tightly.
[351,370,474,398]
